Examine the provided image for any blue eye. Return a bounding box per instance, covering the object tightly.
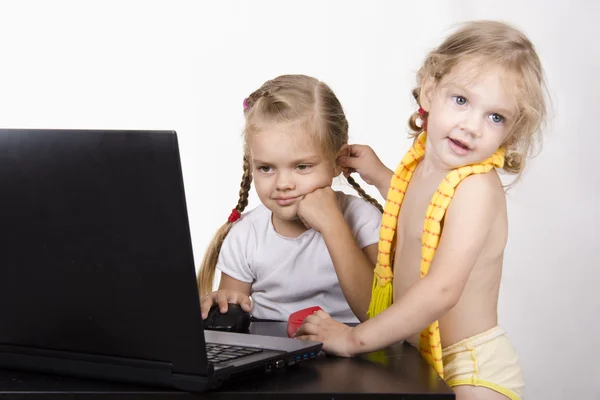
[453,96,467,106]
[489,114,505,124]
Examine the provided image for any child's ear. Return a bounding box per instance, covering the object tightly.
[338,144,350,159]
[333,145,350,175]
[333,163,343,176]
[419,76,436,112]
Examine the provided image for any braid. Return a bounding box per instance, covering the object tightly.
[197,156,253,296]
[347,175,383,213]
[243,80,278,114]
[243,92,260,113]
[235,155,252,212]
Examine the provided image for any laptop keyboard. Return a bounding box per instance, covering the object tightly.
[206,343,263,364]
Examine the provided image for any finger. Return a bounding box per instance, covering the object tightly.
[312,310,331,319]
[349,144,368,157]
[338,144,351,164]
[298,215,311,229]
[216,292,229,313]
[341,167,356,178]
[200,295,216,319]
[337,155,359,169]
[226,292,251,312]
[340,144,351,157]
[294,321,322,338]
[295,334,319,342]
[294,321,314,337]
[226,291,240,303]
[240,296,252,312]
[302,314,323,326]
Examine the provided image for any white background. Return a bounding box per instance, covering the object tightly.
[1,1,598,398]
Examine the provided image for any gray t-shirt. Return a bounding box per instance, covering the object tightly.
[216,191,382,322]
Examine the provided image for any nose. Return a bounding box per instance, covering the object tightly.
[459,111,482,138]
[275,170,295,191]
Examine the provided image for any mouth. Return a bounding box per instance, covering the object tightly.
[274,196,298,206]
[448,138,472,155]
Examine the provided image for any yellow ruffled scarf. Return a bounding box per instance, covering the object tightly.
[367,132,505,377]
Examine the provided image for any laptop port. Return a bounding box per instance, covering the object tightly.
[274,360,285,369]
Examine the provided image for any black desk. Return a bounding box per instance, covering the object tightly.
[0,322,454,399]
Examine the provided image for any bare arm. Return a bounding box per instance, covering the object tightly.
[346,175,501,353]
[374,168,394,199]
[297,187,378,321]
[337,145,394,199]
[320,215,378,321]
[218,273,251,293]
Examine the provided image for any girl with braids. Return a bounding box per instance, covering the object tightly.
[198,74,383,324]
[295,21,548,400]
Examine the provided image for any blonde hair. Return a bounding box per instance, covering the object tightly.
[408,20,548,179]
[198,74,382,295]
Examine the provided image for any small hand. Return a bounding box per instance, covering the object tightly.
[200,289,251,319]
[294,310,356,357]
[295,195,311,229]
[337,144,389,187]
[297,187,343,233]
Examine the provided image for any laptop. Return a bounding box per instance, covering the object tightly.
[0,128,322,392]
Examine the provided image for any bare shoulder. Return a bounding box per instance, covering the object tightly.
[443,170,506,238]
[451,170,505,210]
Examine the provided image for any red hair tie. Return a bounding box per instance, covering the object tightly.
[418,107,428,130]
[228,209,241,223]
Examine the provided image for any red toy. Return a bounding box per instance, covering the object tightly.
[287,306,323,338]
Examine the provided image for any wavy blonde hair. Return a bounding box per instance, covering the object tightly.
[197,74,382,295]
[408,20,548,179]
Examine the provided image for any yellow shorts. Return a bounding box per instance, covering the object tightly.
[442,326,524,400]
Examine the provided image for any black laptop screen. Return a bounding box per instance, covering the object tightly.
[0,129,208,374]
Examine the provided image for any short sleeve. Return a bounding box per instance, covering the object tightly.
[215,219,257,283]
[341,193,382,249]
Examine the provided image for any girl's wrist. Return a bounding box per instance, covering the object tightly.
[375,167,394,196]
[320,210,348,236]
[346,325,364,357]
